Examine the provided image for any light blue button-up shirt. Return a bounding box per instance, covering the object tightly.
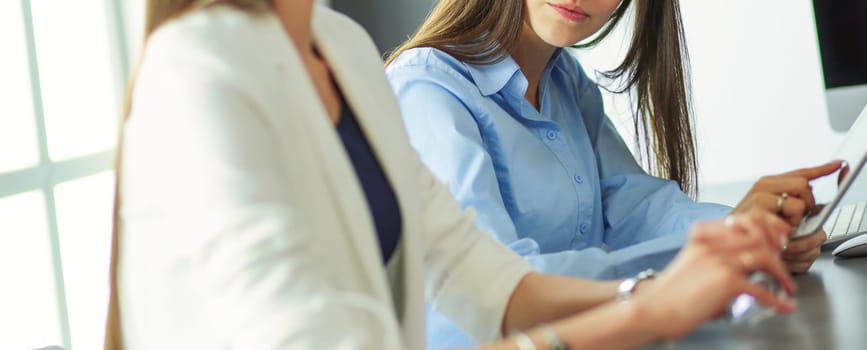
[386,47,731,349]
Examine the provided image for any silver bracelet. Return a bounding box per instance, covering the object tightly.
[616,268,656,302]
[514,331,537,350]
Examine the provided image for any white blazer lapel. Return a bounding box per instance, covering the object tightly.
[312,9,426,346]
[311,7,415,238]
[269,13,392,302]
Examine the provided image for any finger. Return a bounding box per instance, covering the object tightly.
[786,261,815,274]
[736,279,797,313]
[782,160,844,180]
[748,193,807,227]
[839,163,850,185]
[779,196,808,226]
[692,221,751,254]
[783,246,821,262]
[779,178,815,213]
[759,211,795,249]
[786,230,827,254]
[749,176,816,212]
[753,248,798,294]
[728,214,769,251]
[735,211,791,251]
[702,214,788,255]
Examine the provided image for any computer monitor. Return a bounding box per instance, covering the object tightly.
[812,0,867,132]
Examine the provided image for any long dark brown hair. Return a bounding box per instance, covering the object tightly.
[386,0,698,197]
[105,1,271,349]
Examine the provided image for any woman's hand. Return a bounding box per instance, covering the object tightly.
[632,212,797,340]
[731,160,842,273]
[495,212,800,349]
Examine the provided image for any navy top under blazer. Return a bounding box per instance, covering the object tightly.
[335,94,403,263]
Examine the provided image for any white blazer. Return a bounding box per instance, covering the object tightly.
[118,5,533,350]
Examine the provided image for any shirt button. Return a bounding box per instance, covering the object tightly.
[580,223,589,233]
[545,129,557,140]
[573,174,583,184]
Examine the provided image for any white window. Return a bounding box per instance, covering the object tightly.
[0,1,130,349]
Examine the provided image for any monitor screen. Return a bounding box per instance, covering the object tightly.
[813,0,867,89]
[812,0,867,132]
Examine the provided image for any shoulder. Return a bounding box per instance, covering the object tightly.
[145,6,301,88]
[388,47,466,74]
[388,48,475,85]
[150,7,284,64]
[386,48,481,101]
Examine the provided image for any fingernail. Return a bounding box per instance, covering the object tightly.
[780,237,789,250]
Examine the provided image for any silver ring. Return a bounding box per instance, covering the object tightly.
[776,192,789,215]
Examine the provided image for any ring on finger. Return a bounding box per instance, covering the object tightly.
[776,192,789,215]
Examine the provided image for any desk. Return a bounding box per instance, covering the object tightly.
[645,254,867,350]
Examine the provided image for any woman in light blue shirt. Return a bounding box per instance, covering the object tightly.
[385,0,836,348]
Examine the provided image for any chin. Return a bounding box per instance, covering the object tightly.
[547,38,580,48]
[541,32,583,48]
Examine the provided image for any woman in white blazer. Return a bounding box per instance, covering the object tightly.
[105,1,797,349]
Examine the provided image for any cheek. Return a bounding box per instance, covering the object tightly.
[590,0,624,17]
[524,4,578,46]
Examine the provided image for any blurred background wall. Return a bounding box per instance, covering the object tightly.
[331,0,435,55]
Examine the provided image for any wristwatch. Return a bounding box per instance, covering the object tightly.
[616,268,656,302]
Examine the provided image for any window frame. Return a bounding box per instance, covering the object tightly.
[0,0,131,348]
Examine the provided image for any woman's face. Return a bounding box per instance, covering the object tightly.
[523,0,622,47]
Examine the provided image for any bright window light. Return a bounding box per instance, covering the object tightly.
[55,171,115,350]
[0,1,39,173]
[0,191,63,349]
[30,1,119,162]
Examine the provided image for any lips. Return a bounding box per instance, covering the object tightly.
[548,3,589,22]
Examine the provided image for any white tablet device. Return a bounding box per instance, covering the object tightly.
[793,153,867,239]
[793,104,867,240]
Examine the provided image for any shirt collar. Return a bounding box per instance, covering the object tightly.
[464,54,523,97]
[464,48,567,97]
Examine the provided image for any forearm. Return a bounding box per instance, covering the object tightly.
[484,300,657,350]
[501,272,619,334]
